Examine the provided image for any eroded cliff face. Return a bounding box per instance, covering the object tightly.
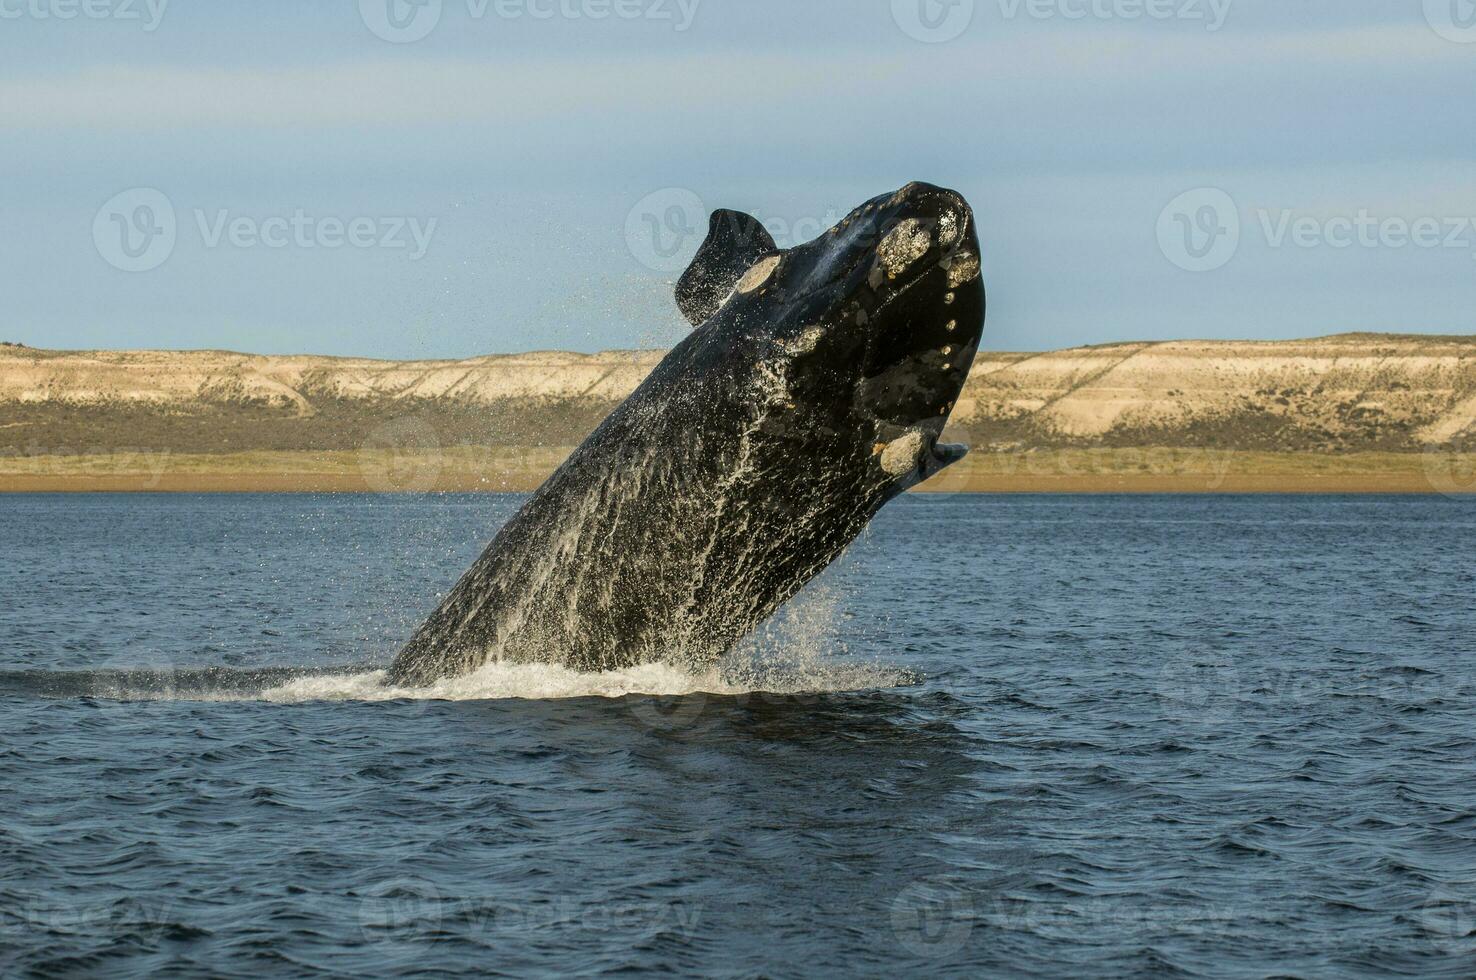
[957,335,1476,451]
[0,347,660,413]
[0,347,662,454]
[2,334,1475,455]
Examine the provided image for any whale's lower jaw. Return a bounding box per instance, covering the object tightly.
[916,442,969,488]
[935,443,969,464]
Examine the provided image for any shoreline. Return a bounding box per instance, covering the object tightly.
[3,449,1473,494]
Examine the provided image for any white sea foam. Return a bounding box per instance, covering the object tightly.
[65,582,915,705]
[255,583,916,704]
[259,660,736,704]
[257,658,912,704]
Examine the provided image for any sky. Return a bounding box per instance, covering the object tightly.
[1,0,1474,359]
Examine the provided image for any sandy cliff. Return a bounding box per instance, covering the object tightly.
[960,335,1476,451]
[4,335,1475,457]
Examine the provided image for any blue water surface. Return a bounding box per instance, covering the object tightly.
[1,493,1474,977]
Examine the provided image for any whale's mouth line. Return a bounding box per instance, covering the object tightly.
[917,436,970,478]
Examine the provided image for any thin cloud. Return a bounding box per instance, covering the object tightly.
[0,24,1461,130]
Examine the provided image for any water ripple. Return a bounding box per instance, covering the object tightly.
[1,494,1475,976]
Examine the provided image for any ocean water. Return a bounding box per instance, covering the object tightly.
[1,492,1474,978]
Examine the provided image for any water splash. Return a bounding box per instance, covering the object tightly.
[260,582,916,704]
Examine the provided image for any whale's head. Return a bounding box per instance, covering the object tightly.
[676,181,986,491]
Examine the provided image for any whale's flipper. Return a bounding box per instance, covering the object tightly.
[675,209,777,326]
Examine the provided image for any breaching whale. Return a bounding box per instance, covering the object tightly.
[388,181,985,685]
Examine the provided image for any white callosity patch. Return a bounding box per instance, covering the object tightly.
[736,254,781,294]
[946,251,981,288]
[879,430,926,476]
[782,326,825,356]
[877,218,932,279]
[937,210,961,247]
